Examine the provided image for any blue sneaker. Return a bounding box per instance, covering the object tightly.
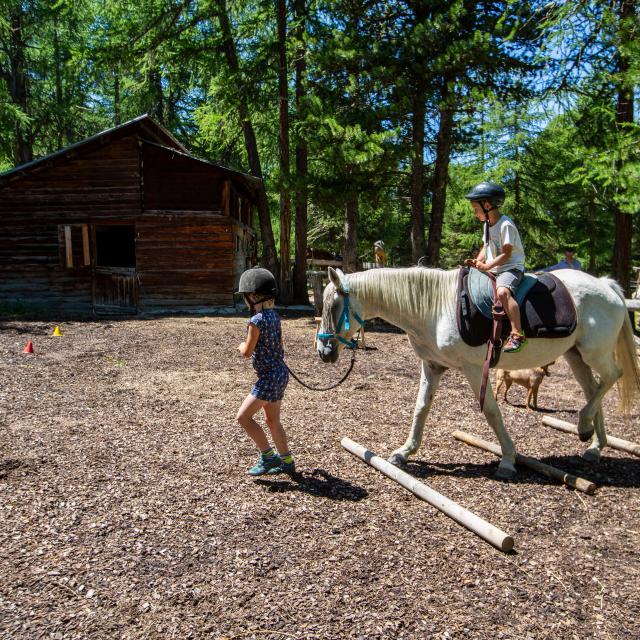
[267,460,296,475]
[247,454,282,476]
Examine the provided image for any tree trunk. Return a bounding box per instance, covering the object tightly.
[277,0,292,303]
[147,66,164,124]
[513,114,521,219]
[410,82,428,264]
[293,0,309,304]
[53,18,64,148]
[586,196,597,274]
[409,2,428,264]
[343,197,359,273]
[114,72,121,126]
[612,0,635,294]
[215,0,279,277]
[427,81,455,266]
[8,8,32,165]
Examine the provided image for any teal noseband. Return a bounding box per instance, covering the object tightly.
[317,284,364,350]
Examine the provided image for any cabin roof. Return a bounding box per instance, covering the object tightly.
[140,140,261,198]
[0,115,261,195]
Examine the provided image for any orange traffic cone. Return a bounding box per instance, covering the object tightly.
[23,340,34,354]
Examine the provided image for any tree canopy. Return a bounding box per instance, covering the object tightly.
[1,0,638,294]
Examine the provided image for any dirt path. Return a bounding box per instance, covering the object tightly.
[1,316,639,639]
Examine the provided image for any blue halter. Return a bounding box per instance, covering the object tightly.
[317,283,364,350]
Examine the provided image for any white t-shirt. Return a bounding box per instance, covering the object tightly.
[485,214,525,274]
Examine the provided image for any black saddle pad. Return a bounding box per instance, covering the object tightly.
[456,267,577,347]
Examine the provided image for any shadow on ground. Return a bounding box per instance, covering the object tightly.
[404,455,640,489]
[254,468,368,500]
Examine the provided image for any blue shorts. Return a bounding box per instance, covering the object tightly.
[252,366,289,402]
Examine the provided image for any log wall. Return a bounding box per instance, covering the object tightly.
[0,131,257,315]
[0,136,141,313]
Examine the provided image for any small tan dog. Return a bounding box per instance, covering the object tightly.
[495,364,553,410]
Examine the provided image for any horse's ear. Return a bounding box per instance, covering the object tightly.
[328,267,345,293]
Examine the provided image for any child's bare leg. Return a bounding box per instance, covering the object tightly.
[236,394,270,451]
[498,287,523,334]
[263,400,290,454]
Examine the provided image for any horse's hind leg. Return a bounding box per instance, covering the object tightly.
[462,363,517,479]
[564,347,617,460]
[388,361,446,466]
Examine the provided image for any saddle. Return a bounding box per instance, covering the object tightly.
[457,266,577,410]
[457,266,577,350]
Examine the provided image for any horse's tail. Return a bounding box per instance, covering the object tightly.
[605,278,640,416]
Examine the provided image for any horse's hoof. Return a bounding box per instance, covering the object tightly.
[582,448,601,463]
[387,453,406,467]
[495,466,517,481]
[577,429,594,443]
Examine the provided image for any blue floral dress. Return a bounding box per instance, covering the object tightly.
[249,309,289,402]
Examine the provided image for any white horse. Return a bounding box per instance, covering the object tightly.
[317,266,640,479]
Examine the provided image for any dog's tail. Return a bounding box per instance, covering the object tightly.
[541,362,555,377]
[605,278,640,416]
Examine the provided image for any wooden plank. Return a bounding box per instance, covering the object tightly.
[342,437,514,552]
[64,225,73,268]
[82,224,90,266]
[625,298,640,311]
[452,430,597,495]
[542,416,640,458]
[307,259,343,267]
[223,180,231,217]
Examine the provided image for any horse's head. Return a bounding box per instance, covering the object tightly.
[317,268,364,363]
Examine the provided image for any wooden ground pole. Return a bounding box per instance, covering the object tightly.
[452,430,597,495]
[341,437,514,552]
[542,416,640,458]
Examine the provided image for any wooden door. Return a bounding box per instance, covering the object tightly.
[92,224,138,314]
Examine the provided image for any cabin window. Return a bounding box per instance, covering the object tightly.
[60,224,90,269]
[95,225,136,268]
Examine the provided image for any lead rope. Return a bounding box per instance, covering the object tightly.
[284,345,357,391]
[284,289,363,391]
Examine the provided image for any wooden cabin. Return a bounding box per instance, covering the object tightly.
[0,115,259,315]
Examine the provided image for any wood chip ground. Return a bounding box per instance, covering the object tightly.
[1,316,639,639]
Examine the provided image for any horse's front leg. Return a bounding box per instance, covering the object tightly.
[462,363,517,479]
[388,361,446,466]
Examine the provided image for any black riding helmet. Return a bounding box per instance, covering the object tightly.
[464,182,506,209]
[237,267,277,299]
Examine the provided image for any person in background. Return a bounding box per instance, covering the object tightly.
[542,247,582,272]
[374,240,387,267]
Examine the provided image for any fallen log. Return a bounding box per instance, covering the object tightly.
[452,430,597,495]
[542,416,640,458]
[341,437,515,552]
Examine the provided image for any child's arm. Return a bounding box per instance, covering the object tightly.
[239,324,260,357]
[476,243,513,272]
[464,245,486,268]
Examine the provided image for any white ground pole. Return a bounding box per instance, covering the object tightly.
[542,416,640,458]
[452,430,597,495]
[341,437,515,552]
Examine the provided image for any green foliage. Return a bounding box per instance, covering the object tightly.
[0,0,636,278]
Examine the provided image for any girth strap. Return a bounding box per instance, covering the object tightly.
[479,272,504,411]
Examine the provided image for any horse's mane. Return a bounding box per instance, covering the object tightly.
[348,267,458,320]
